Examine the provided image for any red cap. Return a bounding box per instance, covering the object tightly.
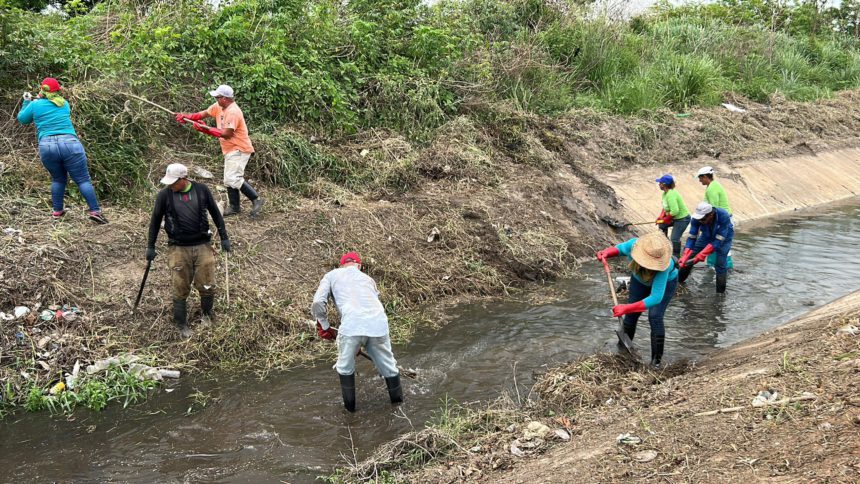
[41,77,61,92]
[339,251,361,266]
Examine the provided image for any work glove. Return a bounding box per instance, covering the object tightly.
[596,246,620,262]
[220,239,231,253]
[23,92,32,101]
[656,210,673,226]
[145,247,156,261]
[678,248,694,267]
[175,112,204,125]
[316,321,336,341]
[192,122,224,138]
[691,244,714,265]
[612,300,646,318]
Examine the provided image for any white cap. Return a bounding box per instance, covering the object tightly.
[691,201,714,220]
[696,166,714,177]
[160,163,188,185]
[208,84,234,98]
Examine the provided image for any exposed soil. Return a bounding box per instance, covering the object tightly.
[3,91,860,412]
[359,292,860,482]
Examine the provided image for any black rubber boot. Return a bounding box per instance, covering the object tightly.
[716,273,727,294]
[200,294,215,327]
[239,181,258,201]
[241,182,265,217]
[224,188,241,216]
[650,334,665,369]
[678,264,693,283]
[339,373,356,412]
[173,299,192,339]
[384,375,403,404]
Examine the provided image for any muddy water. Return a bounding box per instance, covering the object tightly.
[2,200,859,483]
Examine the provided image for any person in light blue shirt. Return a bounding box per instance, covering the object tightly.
[16,77,107,224]
[312,251,402,412]
[597,231,678,368]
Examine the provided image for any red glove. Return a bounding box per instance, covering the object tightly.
[612,300,646,317]
[192,122,224,138]
[678,248,694,267]
[596,246,620,262]
[660,212,674,226]
[691,244,714,265]
[175,112,205,124]
[655,209,667,225]
[316,321,335,341]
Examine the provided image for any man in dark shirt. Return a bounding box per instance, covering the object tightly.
[146,164,231,338]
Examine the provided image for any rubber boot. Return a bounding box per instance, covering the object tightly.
[339,373,356,412]
[200,294,215,327]
[224,188,241,216]
[678,264,693,283]
[241,182,265,218]
[384,375,403,404]
[173,299,192,339]
[716,273,727,294]
[650,335,665,369]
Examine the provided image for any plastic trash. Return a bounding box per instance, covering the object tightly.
[192,166,214,179]
[49,381,65,395]
[39,310,54,321]
[158,369,181,379]
[14,306,30,319]
[15,331,25,346]
[721,103,747,113]
[616,433,642,445]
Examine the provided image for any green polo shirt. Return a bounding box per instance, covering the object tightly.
[705,180,732,215]
[661,189,690,218]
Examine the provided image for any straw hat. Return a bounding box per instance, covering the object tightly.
[631,231,672,271]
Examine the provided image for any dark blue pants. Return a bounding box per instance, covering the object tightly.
[38,134,100,212]
[623,276,677,361]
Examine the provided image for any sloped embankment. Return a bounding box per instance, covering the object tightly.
[351,291,860,482]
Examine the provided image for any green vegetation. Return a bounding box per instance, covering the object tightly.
[0,366,159,417]
[4,0,860,204]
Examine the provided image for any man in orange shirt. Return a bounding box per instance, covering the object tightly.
[175,85,264,218]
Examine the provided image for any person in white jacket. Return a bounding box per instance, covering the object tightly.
[311,251,402,412]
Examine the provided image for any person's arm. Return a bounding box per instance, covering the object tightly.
[203,185,228,241]
[684,220,700,250]
[219,128,235,140]
[641,268,670,308]
[711,213,731,251]
[615,238,636,257]
[311,274,333,329]
[17,99,35,125]
[147,191,167,248]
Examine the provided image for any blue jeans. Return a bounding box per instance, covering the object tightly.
[38,135,100,212]
[335,334,399,378]
[691,236,733,275]
[623,276,678,342]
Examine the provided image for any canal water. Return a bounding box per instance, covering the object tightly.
[2,199,858,483]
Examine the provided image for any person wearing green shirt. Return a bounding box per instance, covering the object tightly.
[655,174,690,257]
[697,166,732,215]
[696,166,734,269]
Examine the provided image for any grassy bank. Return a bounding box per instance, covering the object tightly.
[4,0,860,417]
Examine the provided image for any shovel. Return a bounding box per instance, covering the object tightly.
[601,259,639,358]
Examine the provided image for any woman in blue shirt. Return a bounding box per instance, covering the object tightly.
[17,78,107,224]
[596,231,678,368]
